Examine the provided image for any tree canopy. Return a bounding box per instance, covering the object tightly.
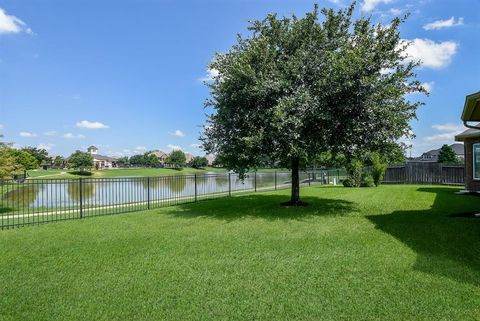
[189,156,209,169]
[68,151,94,171]
[0,135,18,179]
[0,136,38,178]
[22,147,50,166]
[201,2,424,204]
[166,150,186,169]
[8,150,39,171]
[437,144,460,164]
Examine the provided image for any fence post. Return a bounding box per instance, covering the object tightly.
[274,171,277,190]
[79,178,83,219]
[308,172,311,186]
[147,177,151,209]
[254,171,257,192]
[228,173,232,197]
[194,174,198,202]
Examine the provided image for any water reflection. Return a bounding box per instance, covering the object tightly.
[164,176,187,194]
[1,185,39,209]
[67,181,96,202]
[2,172,295,210]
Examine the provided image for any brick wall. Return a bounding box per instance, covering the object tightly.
[464,138,480,191]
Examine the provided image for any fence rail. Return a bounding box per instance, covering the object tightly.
[0,170,344,229]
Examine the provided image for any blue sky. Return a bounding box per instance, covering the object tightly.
[0,0,479,157]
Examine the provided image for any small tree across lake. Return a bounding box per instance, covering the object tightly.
[201,2,424,205]
[166,150,186,169]
[68,151,94,172]
[189,156,209,169]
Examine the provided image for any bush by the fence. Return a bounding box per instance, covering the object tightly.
[360,174,375,187]
[370,153,388,187]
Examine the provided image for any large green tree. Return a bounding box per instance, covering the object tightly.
[8,150,39,170]
[201,3,424,205]
[189,156,208,169]
[143,152,160,167]
[166,150,186,169]
[129,154,146,166]
[68,151,94,172]
[22,147,50,165]
[0,135,18,178]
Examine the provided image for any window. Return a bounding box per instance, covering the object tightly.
[474,144,480,180]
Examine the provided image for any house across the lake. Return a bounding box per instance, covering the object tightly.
[416,143,464,162]
[149,150,169,165]
[87,146,118,169]
[455,91,480,192]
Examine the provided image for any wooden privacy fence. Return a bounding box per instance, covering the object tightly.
[383,163,465,185]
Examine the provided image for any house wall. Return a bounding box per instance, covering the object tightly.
[464,137,480,191]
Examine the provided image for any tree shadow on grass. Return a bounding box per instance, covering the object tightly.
[167,194,358,222]
[367,187,480,287]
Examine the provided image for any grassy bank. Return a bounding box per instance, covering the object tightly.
[1,185,479,320]
[26,167,229,179]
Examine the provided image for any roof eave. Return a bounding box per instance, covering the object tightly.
[461,92,480,122]
[455,133,480,142]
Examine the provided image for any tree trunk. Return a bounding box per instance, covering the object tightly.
[290,157,301,205]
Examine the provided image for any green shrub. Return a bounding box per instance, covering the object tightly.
[370,152,388,187]
[342,178,355,187]
[346,159,363,187]
[360,174,375,187]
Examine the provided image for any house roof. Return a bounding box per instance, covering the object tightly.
[93,154,117,162]
[150,150,168,158]
[455,125,480,141]
[450,143,464,154]
[418,143,464,161]
[461,91,480,122]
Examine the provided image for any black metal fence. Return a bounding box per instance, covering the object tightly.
[0,170,344,229]
[383,163,465,185]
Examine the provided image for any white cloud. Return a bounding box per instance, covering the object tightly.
[0,8,33,34]
[76,120,109,129]
[199,68,219,82]
[423,17,464,30]
[37,143,54,151]
[44,131,57,136]
[431,123,465,132]
[64,133,86,139]
[361,0,392,12]
[191,143,201,148]
[421,81,434,93]
[169,129,185,137]
[135,146,147,151]
[19,131,37,138]
[389,8,403,15]
[0,124,3,130]
[167,144,182,151]
[406,124,466,157]
[424,123,465,143]
[403,38,458,69]
[423,132,456,143]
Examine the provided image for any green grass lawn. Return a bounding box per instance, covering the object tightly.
[1,185,479,320]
